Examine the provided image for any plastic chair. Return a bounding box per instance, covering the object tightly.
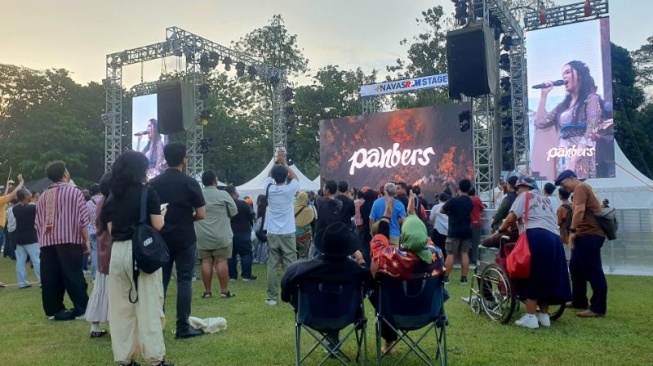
[294,280,368,365]
[374,274,448,365]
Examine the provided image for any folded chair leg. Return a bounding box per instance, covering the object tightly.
[295,325,301,366]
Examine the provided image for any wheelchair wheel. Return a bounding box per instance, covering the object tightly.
[479,264,516,324]
[548,303,566,321]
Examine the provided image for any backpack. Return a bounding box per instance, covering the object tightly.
[313,198,343,248]
[595,207,618,240]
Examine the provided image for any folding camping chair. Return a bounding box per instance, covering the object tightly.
[294,279,368,366]
[374,274,448,366]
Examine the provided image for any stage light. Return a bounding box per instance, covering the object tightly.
[235,62,246,77]
[500,93,512,109]
[501,35,513,51]
[199,84,210,100]
[500,77,511,92]
[199,138,212,154]
[501,115,512,129]
[454,0,468,26]
[499,53,510,72]
[209,51,220,60]
[285,105,294,116]
[223,57,232,71]
[539,3,547,25]
[199,53,210,72]
[270,75,280,86]
[200,110,212,126]
[459,110,471,132]
[584,0,592,17]
[283,87,294,102]
[247,65,257,80]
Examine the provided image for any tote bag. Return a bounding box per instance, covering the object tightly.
[507,193,531,279]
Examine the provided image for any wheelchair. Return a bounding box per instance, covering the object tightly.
[466,235,565,323]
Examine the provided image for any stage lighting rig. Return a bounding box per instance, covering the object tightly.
[500,77,511,92]
[283,87,294,102]
[200,110,213,126]
[199,138,213,154]
[247,65,257,80]
[199,84,210,100]
[499,53,510,72]
[235,62,246,77]
[223,56,232,71]
[453,0,469,26]
[270,75,280,86]
[458,110,471,132]
[501,34,513,51]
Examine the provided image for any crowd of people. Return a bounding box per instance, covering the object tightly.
[0,143,612,363]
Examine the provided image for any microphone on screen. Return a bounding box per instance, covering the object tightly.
[532,80,566,89]
[133,131,148,136]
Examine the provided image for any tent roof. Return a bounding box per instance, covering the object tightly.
[236,159,320,198]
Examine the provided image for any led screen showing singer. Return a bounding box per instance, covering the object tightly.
[132,94,167,180]
[526,18,614,180]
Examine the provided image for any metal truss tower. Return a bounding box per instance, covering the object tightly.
[103,26,287,176]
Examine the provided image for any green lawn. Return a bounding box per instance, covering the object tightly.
[0,257,652,365]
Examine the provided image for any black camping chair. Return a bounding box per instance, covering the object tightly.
[294,279,368,365]
[374,274,448,365]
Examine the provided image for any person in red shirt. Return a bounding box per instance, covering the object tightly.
[468,188,485,265]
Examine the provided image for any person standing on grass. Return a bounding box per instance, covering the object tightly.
[150,142,206,339]
[85,172,112,339]
[369,183,406,246]
[225,186,258,282]
[86,183,102,280]
[1,175,25,260]
[13,189,41,288]
[556,169,608,318]
[194,172,237,299]
[441,179,474,284]
[102,151,171,366]
[468,187,485,265]
[264,150,299,307]
[35,162,90,320]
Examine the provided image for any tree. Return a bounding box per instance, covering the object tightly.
[386,6,450,109]
[290,66,378,178]
[632,35,653,92]
[611,43,652,178]
[0,65,105,187]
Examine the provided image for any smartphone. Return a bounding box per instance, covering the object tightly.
[160,203,169,211]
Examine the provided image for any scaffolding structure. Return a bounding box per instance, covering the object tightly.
[103,26,287,177]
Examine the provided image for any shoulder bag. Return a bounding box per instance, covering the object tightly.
[507,193,532,279]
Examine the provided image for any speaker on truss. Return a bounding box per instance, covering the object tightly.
[446,23,497,99]
[157,81,195,134]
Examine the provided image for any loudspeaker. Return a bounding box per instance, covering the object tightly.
[157,81,195,134]
[446,24,497,98]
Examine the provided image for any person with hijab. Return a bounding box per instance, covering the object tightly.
[370,190,446,354]
[294,192,315,259]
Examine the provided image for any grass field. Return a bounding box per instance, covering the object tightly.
[0,257,652,366]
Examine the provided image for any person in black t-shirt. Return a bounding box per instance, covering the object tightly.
[225,186,257,281]
[149,142,206,340]
[100,150,171,366]
[441,179,474,284]
[12,189,41,288]
[336,181,355,227]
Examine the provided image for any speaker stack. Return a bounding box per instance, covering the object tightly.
[446,24,497,99]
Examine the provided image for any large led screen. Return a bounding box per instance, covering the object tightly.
[132,94,167,180]
[320,104,474,203]
[527,18,614,181]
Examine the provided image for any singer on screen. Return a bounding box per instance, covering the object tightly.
[533,60,603,180]
[136,118,166,179]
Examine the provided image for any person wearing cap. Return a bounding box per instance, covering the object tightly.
[555,169,607,318]
[370,189,445,352]
[281,221,372,351]
[498,175,571,329]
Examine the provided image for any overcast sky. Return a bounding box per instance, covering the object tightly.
[1,0,650,87]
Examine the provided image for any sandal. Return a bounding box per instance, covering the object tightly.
[90,329,108,339]
[201,292,212,298]
[220,291,235,298]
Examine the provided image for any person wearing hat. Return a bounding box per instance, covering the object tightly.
[555,169,607,318]
[280,221,372,350]
[370,190,445,353]
[498,175,571,329]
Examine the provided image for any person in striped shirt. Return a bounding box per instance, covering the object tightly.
[35,161,90,320]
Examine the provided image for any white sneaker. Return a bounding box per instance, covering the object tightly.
[265,299,278,306]
[515,314,539,329]
[537,313,551,327]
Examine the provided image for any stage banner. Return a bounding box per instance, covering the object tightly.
[320,104,473,203]
[527,17,614,181]
[132,94,167,180]
[359,73,449,97]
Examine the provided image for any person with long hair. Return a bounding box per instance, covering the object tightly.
[136,118,166,180]
[293,192,315,259]
[534,60,603,179]
[253,194,268,264]
[101,151,171,366]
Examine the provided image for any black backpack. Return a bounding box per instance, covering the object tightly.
[130,186,169,303]
[313,198,343,248]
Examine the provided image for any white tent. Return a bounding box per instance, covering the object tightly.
[312,176,321,187]
[236,159,320,199]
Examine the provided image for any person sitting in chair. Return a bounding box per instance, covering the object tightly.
[370,189,446,354]
[281,222,372,350]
